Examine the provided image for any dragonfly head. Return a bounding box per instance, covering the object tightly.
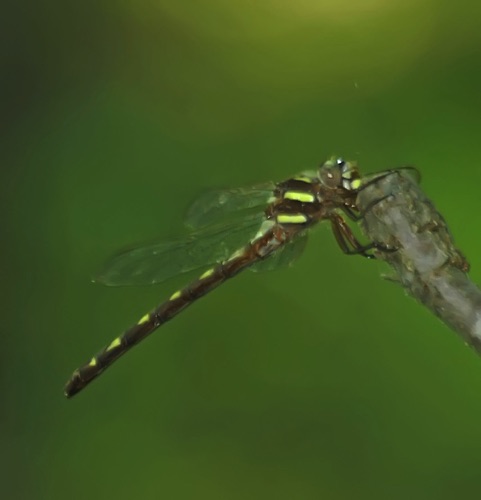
[319,157,362,191]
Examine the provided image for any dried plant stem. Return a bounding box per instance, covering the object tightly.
[357,170,481,352]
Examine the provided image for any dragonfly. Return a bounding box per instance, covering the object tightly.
[64,157,402,398]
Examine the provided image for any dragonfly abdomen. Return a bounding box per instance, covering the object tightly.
[64,226,287,398]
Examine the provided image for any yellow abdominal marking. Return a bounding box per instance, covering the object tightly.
[169,290,182,301]
[277,214,308,224]
[199,268,215,280]
[138,313,150,325]
[226,248,245,262]
[284,191,315,203]
[106,337,122,351]
[88,357,97,367]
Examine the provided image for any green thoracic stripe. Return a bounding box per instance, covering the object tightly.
[277,213,308,224]
[350,179,361,190]
[284,191,315,203]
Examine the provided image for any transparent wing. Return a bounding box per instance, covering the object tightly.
[185,184,275,229]
[250,232,308,273]
[95,214,265,286]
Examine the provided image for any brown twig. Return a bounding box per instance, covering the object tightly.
[356,169,481,353]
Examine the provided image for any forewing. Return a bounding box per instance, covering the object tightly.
[95,214,266,286]
[185,184,274,229]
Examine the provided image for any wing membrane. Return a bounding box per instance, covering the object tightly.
[185,184,274,229]
[95,214,266,286]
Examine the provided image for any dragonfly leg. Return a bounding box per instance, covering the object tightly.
[358,166,421,194]
[339,195,391,222]
[358,194,394,218]
[330,213,376,258]
[341,168,420,222]
[330,213,396,258]
[340,204,363,222]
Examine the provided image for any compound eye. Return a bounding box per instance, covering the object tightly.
[318,158,342,188]
[336,158,346,168]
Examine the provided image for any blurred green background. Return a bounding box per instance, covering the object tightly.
[3,1,481,499]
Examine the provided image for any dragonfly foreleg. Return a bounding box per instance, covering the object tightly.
[358,167,421,195]
[329,212,396,258]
